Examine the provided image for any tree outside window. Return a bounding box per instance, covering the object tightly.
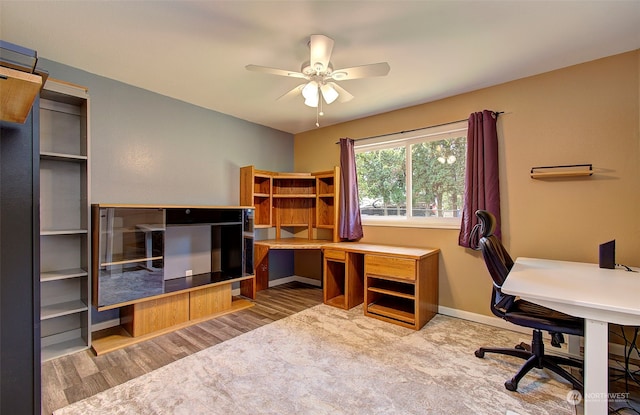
[355,122,467,225]
[356,146,406,216]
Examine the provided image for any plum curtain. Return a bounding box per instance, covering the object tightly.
[339,138,363,241]
[458,110,501,248]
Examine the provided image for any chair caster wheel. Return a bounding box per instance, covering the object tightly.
[504,379,518,392]
[475,349,485,358]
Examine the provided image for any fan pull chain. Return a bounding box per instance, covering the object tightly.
[316,89,323,127]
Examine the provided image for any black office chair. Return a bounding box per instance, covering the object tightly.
[470,210,584,392]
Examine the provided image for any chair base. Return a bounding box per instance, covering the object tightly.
[475,329,583,392]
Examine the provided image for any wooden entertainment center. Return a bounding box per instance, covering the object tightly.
[90,204,256,354]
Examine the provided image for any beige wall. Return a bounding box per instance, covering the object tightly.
[294,50,640,317]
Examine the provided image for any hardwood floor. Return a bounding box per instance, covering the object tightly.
[41,282,322,415]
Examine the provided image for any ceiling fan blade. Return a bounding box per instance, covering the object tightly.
[276,84,305,101]
[245,64,307,79]
[331,62,390,80]
[328,82,354,103]
[309,35,334,72]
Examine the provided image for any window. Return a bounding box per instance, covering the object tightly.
[355,121,467,228]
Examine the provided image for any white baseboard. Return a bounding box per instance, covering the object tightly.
[438,305,532,335]
[270,275,322,288]
[439,305,582,356]
[438,305,640,363]
[91,281,638,363]
[230,275,321,296]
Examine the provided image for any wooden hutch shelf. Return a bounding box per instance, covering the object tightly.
[241,166,340,241]
[240,165,340,291]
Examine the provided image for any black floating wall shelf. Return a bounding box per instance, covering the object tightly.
[530,164,593,179]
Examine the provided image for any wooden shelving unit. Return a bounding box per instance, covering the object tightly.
[240,166,272,227]
[315,171,339,244]
[39,79,91,361]
[241,166,340,292]
[240,165,340,242]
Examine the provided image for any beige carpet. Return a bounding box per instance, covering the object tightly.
[54,305,578,414]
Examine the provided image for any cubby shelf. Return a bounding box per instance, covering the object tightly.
[41,300,88,320]
[272,194,316,198]
[41,229,88,236]
[367,300,416,325]
[41,268,88,282]
[41,337,88,363]
[367,286,415,300]
[40,151,88,161]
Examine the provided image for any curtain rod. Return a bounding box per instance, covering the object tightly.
[335,111,504,144]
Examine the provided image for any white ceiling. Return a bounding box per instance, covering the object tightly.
[2,1,639,134]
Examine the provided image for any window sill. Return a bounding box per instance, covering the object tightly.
[361,216,461,230]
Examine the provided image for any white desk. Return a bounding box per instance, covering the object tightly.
[503,258,640,414]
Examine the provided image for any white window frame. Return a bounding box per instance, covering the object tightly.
[354,121,468,229]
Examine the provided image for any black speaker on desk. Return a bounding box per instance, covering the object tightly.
[599,240,615,269]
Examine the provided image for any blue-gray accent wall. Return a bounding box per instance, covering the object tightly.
[39,58,294,205]
[37,59,295,324]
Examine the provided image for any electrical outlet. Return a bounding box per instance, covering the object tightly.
[185,269,193,277]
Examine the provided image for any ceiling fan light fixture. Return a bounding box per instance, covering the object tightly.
[320,83,339,104]
[302,81,319,107]
[246,34,390,126]
[304,96,318,107]
[302,81,318,99]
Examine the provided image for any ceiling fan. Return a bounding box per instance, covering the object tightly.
[246,35,390,124]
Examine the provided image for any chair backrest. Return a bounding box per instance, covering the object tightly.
[471,210,516,316]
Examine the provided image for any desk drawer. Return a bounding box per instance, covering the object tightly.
[365,255,416,281]
[324,249,346,261]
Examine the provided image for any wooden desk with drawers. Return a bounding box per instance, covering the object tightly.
[323,242,440,330]
[254,239,439,330]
